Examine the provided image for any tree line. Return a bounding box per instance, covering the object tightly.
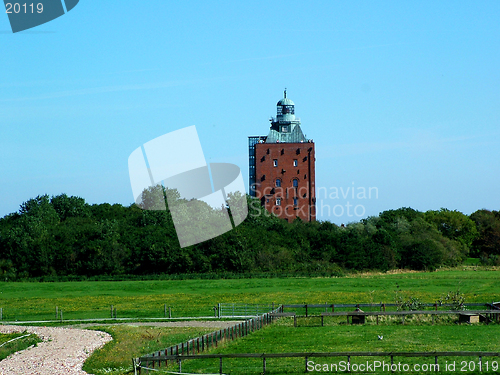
[0,190,498,280]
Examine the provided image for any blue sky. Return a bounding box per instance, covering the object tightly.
[1,1,499,224]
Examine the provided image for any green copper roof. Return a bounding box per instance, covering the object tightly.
[277,97,294,106]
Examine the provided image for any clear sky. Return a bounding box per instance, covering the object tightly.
[1,1,499,224]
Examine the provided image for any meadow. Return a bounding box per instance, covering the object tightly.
[0,268,498,322]
[176,323,500,374]
[0,268,499,374]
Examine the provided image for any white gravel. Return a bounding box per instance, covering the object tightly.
[0,325,112,375]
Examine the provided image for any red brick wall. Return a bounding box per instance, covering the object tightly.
[254,142,316,222]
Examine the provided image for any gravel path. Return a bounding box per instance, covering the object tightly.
[0,325,112,375]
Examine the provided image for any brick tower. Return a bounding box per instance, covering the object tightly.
[249,90,316,222]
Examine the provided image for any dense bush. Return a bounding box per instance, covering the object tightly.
[0,192,496,280]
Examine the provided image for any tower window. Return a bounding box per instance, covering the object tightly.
[276,198,281,206]
[293,179,299,188]
[276,179,281,187]
[293,159,298,167]
[281,126,288,133]
[273,159,278,167]
[294,197,298,206]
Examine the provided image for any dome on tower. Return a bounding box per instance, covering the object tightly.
[277,97,294,106]
[276,89,295,121]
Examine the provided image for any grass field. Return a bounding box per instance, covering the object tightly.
[0,268,499,374]
[0,268,498,322]
[175,323,500,374]
[82,325,215,375]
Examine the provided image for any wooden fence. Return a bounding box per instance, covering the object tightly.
[135,305,283,374]
[320,309,500,326]
[281,302,496,317]
[136,350,500,374]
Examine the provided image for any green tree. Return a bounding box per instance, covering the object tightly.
[470,209,500,259]
[424,208,478,250]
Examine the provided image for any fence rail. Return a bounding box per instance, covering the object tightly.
[138,351,500,374]
[218,303,276,318]
[136,305,283,374]
[320,310,500,326]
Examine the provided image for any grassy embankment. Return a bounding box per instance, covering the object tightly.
[0,331,42,361]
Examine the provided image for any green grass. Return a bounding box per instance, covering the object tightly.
[0,331,42,361]
[167,323,500,374]
[0,268,498,322]
[0,268,499,374]
[82,325,215,375]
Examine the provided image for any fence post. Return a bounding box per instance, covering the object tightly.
[0,307,2,320]
[218,303,221,318]
[220,357,223,375]
[164,304,167,318]
[178,359,182,373]
[111,305,113,318]
[263,356,266,374]
[305,304,308,317]
[60,310,63,322]
[132,358,138,375]
[305,356,308,372]
[169,307,172,318]
[55,306,58,320]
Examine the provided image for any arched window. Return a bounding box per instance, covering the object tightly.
[276,179,281,187]
[292,179,299,188]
